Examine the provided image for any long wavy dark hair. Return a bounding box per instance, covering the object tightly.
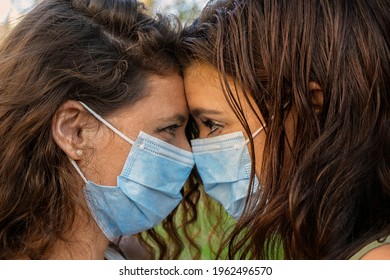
[0,0,198,259]
[179,0,390,259]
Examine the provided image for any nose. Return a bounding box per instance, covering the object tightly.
[181,137,192,152]
[176,131,192,152]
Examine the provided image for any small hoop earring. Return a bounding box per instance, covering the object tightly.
[75,149,83,157]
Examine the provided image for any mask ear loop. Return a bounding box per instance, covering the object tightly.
[244,101,286,146]
[69,158,89,184]
[69,101,137,184]
[79,102,135,146]
[245,124,266,145]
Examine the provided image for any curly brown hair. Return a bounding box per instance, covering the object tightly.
[0,0,198,259]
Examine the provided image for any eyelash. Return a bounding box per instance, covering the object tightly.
[201,119,223,136]
[160,124,180,136]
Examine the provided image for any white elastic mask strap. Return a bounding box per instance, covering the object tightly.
[245,124,266,145]
[79,101,135,145]
[69,158,89,184]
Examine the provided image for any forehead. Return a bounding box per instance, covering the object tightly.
[183,62,264,127]
[144,73,187,109]
[109,73,187,130]
[183,62,220,89]
[183,62,238,114]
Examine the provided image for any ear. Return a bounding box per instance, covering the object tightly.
[51,100,92,160]
[309,81,324,114]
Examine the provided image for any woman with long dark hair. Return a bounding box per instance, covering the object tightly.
[0,0,196,259]
[179,0,390,259]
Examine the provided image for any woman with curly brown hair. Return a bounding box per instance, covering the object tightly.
[179,0,390,259]
[0,0,196,259]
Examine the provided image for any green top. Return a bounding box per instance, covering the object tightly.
[350,235,390,260]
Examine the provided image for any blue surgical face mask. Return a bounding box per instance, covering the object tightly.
[190,126,265,219]
[70,102,194,241]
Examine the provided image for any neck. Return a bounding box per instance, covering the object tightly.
[45,208,109,260]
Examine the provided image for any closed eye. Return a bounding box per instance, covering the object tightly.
[156,124,181,137]
[201,119,224,136]
[165,124,180,135]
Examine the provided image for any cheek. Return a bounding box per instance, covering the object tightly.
[251,133,266,178]
[85,134,131,186]
[197,128,211,139]
[243,112,267,177]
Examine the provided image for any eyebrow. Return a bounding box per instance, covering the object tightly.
[158,114,187,124]
[191,108,224,118]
